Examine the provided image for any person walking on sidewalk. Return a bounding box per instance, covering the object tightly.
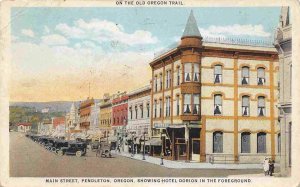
[269,159,275,176]
[263,157,270,176]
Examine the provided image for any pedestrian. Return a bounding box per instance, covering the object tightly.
[117,144,121,153]
[263,157,270,176]
[269,159,275,176]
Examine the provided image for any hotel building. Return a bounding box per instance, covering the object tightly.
[149,11,279,163]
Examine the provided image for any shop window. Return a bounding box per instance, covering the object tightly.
[193,94,200,115]
[241,132,251,153]
[214,65,222,84]
[184,63,192,82]
[213,131,223,153]
[257,67,265,85]
[258,96,265,116]
[241,66,250,85]
[257,132,266,153]
[183,94,192,114]
[214,94,222,115]
[242,96,250,116]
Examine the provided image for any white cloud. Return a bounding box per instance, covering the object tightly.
[55,19,158,46]
[41,34,69,46]
[199,24,271,38]
[21,29,34,37]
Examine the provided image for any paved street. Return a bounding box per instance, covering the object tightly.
[10,132,266,177]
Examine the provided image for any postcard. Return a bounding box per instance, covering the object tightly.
[0,0,299,186]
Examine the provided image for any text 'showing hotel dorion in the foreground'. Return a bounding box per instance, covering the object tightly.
[148,11,279,163]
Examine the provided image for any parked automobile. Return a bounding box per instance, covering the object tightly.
[57,141,87,157]
[54,140,69,154]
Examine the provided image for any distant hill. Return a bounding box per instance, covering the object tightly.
[10,99,102,113]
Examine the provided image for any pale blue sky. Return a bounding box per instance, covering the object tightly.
[10,7,282,101]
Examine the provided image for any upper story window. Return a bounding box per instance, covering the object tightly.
[257,68,265,85]
[140,104,144,118]
[154,100,157,118]
[135,106,138,119]
[184,63,192,82]
[242,96,250,116]
[159,99,162,117]
[214,94,222,115]
[258,96,265,116]
[165,70,171,89]
[165,96,171,117]
[176,95,180,116]
[241,66,250,85]
[146,103,150,118]
[159,73,163,91]
[194,64,200,82]
[193,94,200,115]
[183,94,192,114]
[177,67,180,86]
[214,65,222,84]
[129,106,132,119]
[154,76,158,92]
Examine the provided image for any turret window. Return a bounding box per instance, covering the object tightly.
[184,63,192,82]
[183,94,192,114]
[193,63,200,82]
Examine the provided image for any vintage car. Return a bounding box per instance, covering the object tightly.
[57,141,87,157]
[44,138,56,151]
[54,140,69,153]
[96,142,112,158]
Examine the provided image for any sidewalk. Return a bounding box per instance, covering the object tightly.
[114,151,280,170]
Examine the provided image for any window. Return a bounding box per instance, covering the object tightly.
[177,67,180,86]
[183,94,192,114]
[147,103,150,118]
[278,133,281,153]
[165,97,171,117]
[159,74,163,91]
[194,63,200,82]
[154,100,157,118]
[176,95,180,116]
[213,131,223,153]
[155,76,158,92]
[242,96,250,116]
[258,96,265,116]
[135,106,138,119]
[241,132,251,153]
[241,66,250,85]
[257,68,265,85]
[184,63,192,82]
[140,104,143,118]
[214,65,222,83]
[129,106,132,119]
[159,99,162,117]
[166,70,169,89]
[214,94,222,115]
[193,94,200,115]
[257,132,266,153]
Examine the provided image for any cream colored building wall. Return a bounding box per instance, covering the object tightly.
[201,57,234,68]
[201,98,234,116]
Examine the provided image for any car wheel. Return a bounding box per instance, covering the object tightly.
[57,150,64,156]
[76,151,82,157]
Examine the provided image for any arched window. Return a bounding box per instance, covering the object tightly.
[214,94,222,115]
[159,99,162,117]
[241,132,251,153]
[257,132,266,153]
[154,100,157,118]
[177,66,180,86]
[242,96,250,116]
[146,103,150,118]
[159,73,163,91]
[214,65,222,84]
[241,66,250,85]
[213,131,223,153]
[257,67,265,85]
[129,106,133,119]
[135,106,138,119]
[140,104,144,118]
[165,97,171,117]
[154,76,158,92]
[258,96,265,116]
[176,95,180,116]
